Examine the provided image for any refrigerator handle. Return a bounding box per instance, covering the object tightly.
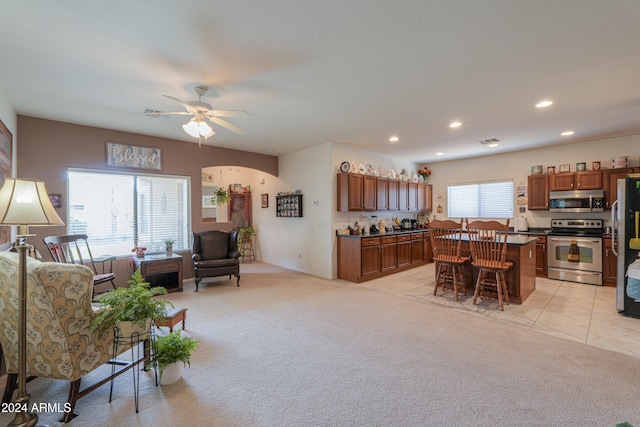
[611,199,618,256]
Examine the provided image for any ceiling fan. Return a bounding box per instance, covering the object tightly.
[145,86,249,145]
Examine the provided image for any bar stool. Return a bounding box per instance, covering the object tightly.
[427,218,469,300]
[465,219,513,310]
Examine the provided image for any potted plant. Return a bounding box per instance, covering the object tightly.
[238,226,256,243]
[213,187,230,205]
[151,330,199,385]
[92,269,174,339]
[163,239,175,254]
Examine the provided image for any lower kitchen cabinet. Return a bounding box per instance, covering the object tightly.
[535,235,547,277]
[411,232,425,264]
[603,238,617,287]
[396,234,412,268]
[380,236,397,273]
[337,232,433,283]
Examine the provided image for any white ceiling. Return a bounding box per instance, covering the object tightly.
[2,1,640,163]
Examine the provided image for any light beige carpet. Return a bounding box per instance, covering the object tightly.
[1,262,638,426]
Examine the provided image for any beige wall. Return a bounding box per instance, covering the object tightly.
[17,115,278,282]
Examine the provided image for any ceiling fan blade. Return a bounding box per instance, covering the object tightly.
[209,109,250,118]
[162,95,196,112]
[141,110,193,116]
[209,117,247,135]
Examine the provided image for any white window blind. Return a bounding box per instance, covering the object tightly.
[448,180,514,219]
[68,169,191,257]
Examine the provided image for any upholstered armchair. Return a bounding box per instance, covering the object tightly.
[191,230,241,291]
[0,252,132,422]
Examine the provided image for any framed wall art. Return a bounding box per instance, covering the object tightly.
[0,119,13,249]
[559,164,570,173]
[261,193,268,208]
[106,142,162,171]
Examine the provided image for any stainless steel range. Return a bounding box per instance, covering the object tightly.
[547,219,603,286]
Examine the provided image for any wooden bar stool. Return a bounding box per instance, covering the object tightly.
[427,218,469,300]
[465,219,513,311]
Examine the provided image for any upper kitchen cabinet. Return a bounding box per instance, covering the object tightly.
[549,170,602,191]
[337,173,377,211]
[603,167,639,209]
[376,178,389,210]
[528,174,549,210]
[418,184,433,212]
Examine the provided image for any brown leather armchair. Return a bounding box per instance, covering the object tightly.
[192,230,241,291]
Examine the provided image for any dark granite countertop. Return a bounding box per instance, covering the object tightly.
[338,229,538,245]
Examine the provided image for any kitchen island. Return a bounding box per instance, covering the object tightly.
[337,231,538,304]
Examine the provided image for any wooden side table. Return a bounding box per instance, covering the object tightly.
[132,253,183,293]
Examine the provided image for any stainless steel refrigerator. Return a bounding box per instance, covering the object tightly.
[613,177,640,318]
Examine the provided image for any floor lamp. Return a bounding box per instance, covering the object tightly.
[0,178,63,427]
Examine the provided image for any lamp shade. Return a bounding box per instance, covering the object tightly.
[0,178,64,226]
[183,117,215,139]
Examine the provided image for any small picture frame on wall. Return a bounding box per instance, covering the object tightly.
[559,164,570,173]
[261,193,269,208]
[48,194,62,208]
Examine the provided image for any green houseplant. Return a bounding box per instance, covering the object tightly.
[92,269,174,338]
[163,238,175,254]
[151,330,199,384]
[213,187,230,205]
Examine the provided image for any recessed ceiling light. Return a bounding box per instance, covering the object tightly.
[265,148,274,152]
[488,143,499,147]
[449,121,462,128]
[560,131,574,136]
[389,136,399,142]
[536,100,553,108]
[436,152,444,156]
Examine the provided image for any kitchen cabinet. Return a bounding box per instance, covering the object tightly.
[360,237,381,281]
[423,233,433,262]
[603,237,617,287]
[535,235,547,277]
[376,178,388,210]
[419,184,433,212]
[333,231,434,283]
[336,173,376,211]
[528,174,549,210]
[408,182,418,211]
[549,170,602,191]
[380,236,397,273]
[398,181,409,211]
[388,180,399,211]
[410,232,425,264]
[603,167,638,209]
[396,234,412,268]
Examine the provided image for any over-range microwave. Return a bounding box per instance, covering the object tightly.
[549,189,605,213]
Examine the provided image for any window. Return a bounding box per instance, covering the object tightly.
[68,169,191,257]
[448,180,514,219]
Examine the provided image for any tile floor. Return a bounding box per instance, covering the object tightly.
[354,263,640,359]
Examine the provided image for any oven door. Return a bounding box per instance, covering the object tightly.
[547,236,603,285]
[548,236,603,271]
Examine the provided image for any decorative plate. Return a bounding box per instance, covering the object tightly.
[388,168,396,179]
[374,165,380,177]
[340,161,350,173]
[418,174,425,183]
[350,162,357,173]
[366,163,374,175]
[413,174,419,182]
[358,163,366,174]
[381,168,387,178]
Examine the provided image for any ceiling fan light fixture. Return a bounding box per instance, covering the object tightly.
[183,119,202,138]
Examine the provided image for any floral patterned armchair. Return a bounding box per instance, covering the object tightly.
[0,251,133,422]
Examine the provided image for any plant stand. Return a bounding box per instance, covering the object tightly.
[109,321,157,414]
[239,237,255,263]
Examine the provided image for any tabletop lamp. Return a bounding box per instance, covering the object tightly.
[0,178,63,427]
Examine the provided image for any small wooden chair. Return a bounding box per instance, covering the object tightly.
[43,234,117,296]
[465,219,513,310]
[427,218,469,300]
